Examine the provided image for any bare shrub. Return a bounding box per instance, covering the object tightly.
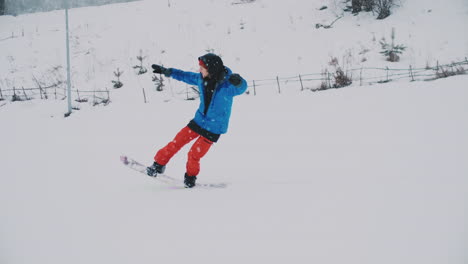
[318,69,330,91]
[346,0,395,19]
[375,0,394,19]
[327,57,352,88]
[333,68,352,88]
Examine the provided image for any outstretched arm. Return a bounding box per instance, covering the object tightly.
[169,68,201,86]
[152,64,200,86]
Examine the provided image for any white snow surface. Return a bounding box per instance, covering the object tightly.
[1,0,468,263]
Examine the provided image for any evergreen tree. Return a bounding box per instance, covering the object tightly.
[352,0,362,13]
[3,0,139,15]
[380,28,406,62]
[0,0,5,15]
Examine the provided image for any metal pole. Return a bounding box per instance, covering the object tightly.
[65,1,72,117]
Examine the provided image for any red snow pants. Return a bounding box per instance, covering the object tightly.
[154,126,214,177]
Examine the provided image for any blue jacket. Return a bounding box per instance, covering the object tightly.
[169,67,248,134]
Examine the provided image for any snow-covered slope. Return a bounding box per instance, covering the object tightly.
[1,0,467,92]
[1,75,467,264]
[0,0,467,263]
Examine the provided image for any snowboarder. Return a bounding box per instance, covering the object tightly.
[147,53,248,188]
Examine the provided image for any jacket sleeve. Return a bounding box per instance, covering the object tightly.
[169,68,201,86]
[225,76,248,96]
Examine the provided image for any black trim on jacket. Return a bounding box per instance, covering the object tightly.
[203,78,217,115]
[187,120,220,143]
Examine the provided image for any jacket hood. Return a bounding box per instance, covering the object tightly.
[198,53,226,81]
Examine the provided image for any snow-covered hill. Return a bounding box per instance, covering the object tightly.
[1,75,467,264]
[1,0,467,95]
[1,1,467,263]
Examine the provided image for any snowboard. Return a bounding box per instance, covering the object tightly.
[120,155,227,189]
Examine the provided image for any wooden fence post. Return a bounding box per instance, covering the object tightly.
[22,87,28,100]
[106,88,110,103]
[43,85,48,99]
[409,65,415,81]
[386,66,389,82]
[39,85,43,99]
[76,90,81,102]
[142,87,147,103]
[0,86,3,100]
[252,80,257,96]
[276,76,281,94]
[299,75,304,91]
[360,67,363,86]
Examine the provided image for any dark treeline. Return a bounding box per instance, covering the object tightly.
[1,0,139,16]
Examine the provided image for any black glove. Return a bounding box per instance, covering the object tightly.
[228,73,242,86]
[152,64,171,77]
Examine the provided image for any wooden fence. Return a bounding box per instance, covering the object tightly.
[1,59,467,104]
[0,83,110,106]
[248,59,468,95]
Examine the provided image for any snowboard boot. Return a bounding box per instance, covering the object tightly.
[184,173,197,188]
[146,162,166,177]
